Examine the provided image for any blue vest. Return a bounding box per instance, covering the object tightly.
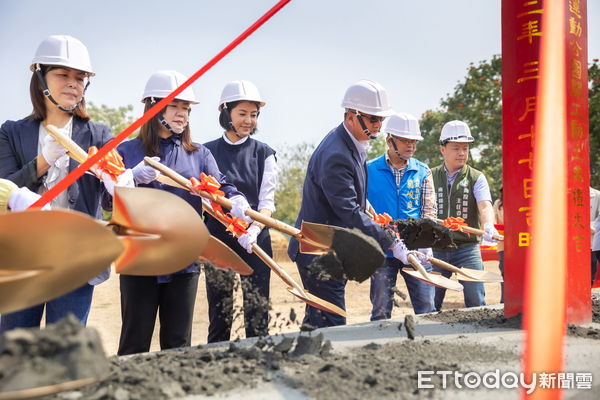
[366,155,430,257]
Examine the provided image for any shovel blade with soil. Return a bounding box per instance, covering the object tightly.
[110,187,210,276]
[201,199,347,317]
[198,236,254,275]
[145,156,386,283]
[0,210,123,314]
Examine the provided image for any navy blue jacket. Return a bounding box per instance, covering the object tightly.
[0,116,111,218]
[287,123,394,261]
[108,136,243,280]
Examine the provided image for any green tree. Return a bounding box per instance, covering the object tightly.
[419,55,600,195]
[87,102,138,137]
[589,59,600,188]
[273,142,315,225]
[420,55,503,198]
[366,135,387,161]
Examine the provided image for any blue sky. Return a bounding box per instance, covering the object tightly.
[1,0,598,152]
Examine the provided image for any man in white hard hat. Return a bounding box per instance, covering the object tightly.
[366,113,436,318]
[431,120,499,310]
[287,80,412,328]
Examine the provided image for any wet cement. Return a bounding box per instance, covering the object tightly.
[39,334,516,400]
[0,315,109,392]
[307,228,385,283]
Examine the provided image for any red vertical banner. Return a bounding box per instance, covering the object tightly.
[564,0,591,323]
[501,0,542,318]
[501,0,591,322]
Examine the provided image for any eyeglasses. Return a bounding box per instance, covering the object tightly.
[392,137,418,145]
[350,111,385,124]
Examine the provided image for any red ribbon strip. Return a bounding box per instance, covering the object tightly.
[442,217,470,236]
[189,174,248,236]
[189,173,225,197]
[87,146,126,182]
[372,212,393,226]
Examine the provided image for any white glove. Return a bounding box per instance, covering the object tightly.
[229,195,253,223]
[131,157,160,184]
[8,187,50,211]
[237,224,261,253]
[415,248,433,264]
[41,134,67,165]
[102,169,135,196]
[483,222,499,244]
[391,239,409,265]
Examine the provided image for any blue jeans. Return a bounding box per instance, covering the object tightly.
[370,257,435,319]
[433,243,486,310]
[0,284,94,333]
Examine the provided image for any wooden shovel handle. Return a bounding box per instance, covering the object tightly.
[45,124,88,164]
[201,199,306,295]
[427,255,462,274]
[144,157,302,238]
[407,253,432,281]
[432,217,504,241]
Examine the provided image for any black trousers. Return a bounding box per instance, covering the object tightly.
[205,228,272,343]
[118,273,199,355]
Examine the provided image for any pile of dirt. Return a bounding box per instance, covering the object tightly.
[424,308,522,330]
[425,306,600,340]
[0,315,109,393]
[41,334,516,400]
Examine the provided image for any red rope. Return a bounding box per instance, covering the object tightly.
[29,0,293,209]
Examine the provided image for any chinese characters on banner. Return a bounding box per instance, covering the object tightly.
[501,0,590,322]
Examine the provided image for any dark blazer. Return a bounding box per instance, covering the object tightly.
[0,116,112,218]
[287,123,393,261]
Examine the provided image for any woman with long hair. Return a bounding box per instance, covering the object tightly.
[107,71,254,355]
[0,35,112,332]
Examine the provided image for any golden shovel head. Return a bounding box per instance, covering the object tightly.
[287,287,348,318]
[198,236,253,275]
[0,268,47,284]
[452,268,504,283]
[402,268,464,291]
[111,186,209,275]
[0,210,123,314]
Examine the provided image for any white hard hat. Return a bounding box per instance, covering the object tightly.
[30,35,94,76]
[384,113,423,141]
[341,79,393,117]
[218,80,265,110]
[141,70,198,104]
[440,120,474,144]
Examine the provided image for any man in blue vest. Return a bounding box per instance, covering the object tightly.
[287,80,412,328]
[431,120,499,310]
[366,113,436,318]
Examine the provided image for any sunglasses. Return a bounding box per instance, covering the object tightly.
[350,111,385,124]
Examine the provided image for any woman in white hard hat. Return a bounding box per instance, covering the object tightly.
[0,35,112,332]
[203,80,277,342]
[107,71,253,355]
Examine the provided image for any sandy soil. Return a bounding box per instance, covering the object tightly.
[87,239,503,356]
